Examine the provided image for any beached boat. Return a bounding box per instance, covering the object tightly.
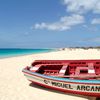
[22,60,100,97]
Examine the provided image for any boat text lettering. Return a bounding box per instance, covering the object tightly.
[77,85,100,92]
[43,79,100,92]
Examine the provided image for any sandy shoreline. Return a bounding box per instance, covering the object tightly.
[0,49,100,100]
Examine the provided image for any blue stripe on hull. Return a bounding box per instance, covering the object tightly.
[23,69,100,84]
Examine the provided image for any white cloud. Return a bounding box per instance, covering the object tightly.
[63,0,100,14]
[33,0,100,31]
[87,37,100,42]
[94,2,100,13]
[35,23,47,29]
[34,14,84,31]
[92,38,100,42]
[91,18,100,24]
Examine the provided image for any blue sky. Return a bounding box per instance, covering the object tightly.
[0,0,100,48]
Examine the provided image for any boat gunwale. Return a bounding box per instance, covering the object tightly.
[22,68,100,84]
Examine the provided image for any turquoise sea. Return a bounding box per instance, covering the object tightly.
[0,49,55,58]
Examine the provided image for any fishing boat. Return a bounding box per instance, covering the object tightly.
[22,60,100,97]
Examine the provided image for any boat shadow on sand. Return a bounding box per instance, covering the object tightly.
[29,82,98,100]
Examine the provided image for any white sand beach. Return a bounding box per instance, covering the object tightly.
[0,48,100,100]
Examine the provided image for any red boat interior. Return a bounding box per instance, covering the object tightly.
[28,60,100,80]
